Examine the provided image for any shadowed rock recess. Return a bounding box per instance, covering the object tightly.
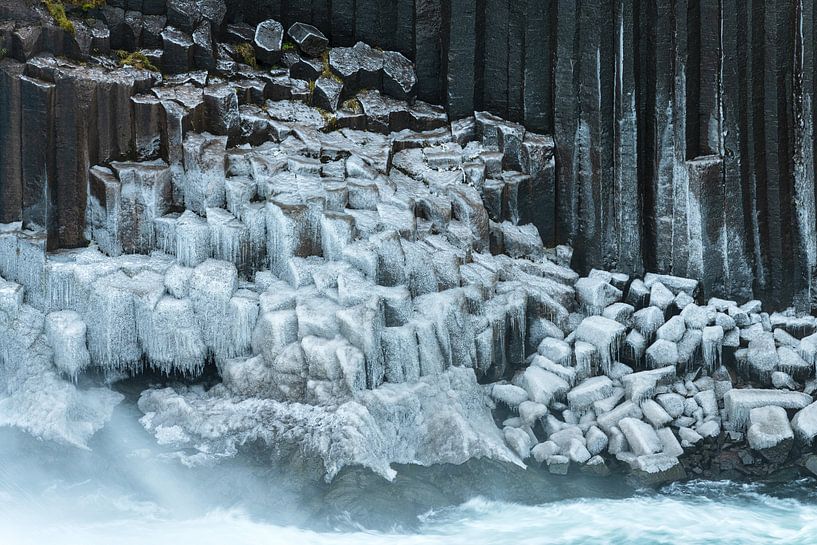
[1,0,817,486]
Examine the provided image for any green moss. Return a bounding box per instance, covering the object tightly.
[317,108,337,131]
[341,98,363,114]
[234,42,258,69]
[116,50,159,72]
[43,0,75,35]
[282,41,296,52]
[320,51,342,83]
[0,48,6,61]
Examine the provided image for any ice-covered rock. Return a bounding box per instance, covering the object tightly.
[574,316,626,374]
[575,276,622,314]
[747,406,794,463]
[641,399,673,428]
[597,401,642,433]
[618,417,662,456]
[724,389,812,430]
[518,366,569,406]
[792,401,817,446]
[656,315,686,343]
[567,376,613,414]
[630,453,686,485]
[44,310,91,380]
[645,339,679,369]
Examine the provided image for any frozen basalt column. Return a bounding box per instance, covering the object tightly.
[337,298,385,389]
[182,132,228,214]
[266,201,320,277]
[44,310,91,380]
[574,316,626,374]
[701,325,724,371]
[188,259,238,363]
[86,166,123,256]
[724,389,812,430]
[206,208,250,274]
[110,160,172,254]
[85,271,141,371]
[175,210,211,267]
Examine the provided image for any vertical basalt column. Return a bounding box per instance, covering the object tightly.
[330,0,355,46]
[394,0,415,60]
[686,0,722,157]
[354,0,379,46]
[415,0,443,104]
[20,76,57,244]
[54,71,95,249]
[573,0,616,272]
[755,0,797,306]
[310,0,331,37]
[445,0,477,119]
[506,0,525,122]
[523,0,554,133]
[0,61,23,224]
[686,156,724,293]
[719,0,755,301]
[553,0,579,245]
[481,0,509,118]
[670,0,689,276]
[793,0,817,311]
[613,0,642,275]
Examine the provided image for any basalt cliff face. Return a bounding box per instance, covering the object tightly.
[1,0,816,309]
[1,0,817,485]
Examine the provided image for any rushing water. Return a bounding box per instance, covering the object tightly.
[1,399,815,545]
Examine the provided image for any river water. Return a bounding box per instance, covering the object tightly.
[1,401,815,545]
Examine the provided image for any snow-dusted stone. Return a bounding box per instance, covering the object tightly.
[45,310,91,379]
[532,440,559,463]
[533,356,576,386]
[724,389,812,430]
[602,302,635,326]
[656,427,683,457]
[575,276,622,314]
[504,426,532,459]
[573,341,596,380]
[641,399,673,428]
[771,371,798,390]
[656,393,686,418]
[674,291,694,310]
[620,329,646,367]
[618,417,662,456]
[567,376,614,413]
[694,389,718,417]
[696,420,720,439]
[701,325,724,371]
[621,366,675,403]
[792,401,817,446]
[631,454,686,485]
[519,401,548,426]
[593,387,625,415]
[625,278,650,308]
[632,306,665,337]
[649,281,674,310]
[574,315,626,374]
[518,366,570,405]
[491,383,529,409]
[715,312,736,331]
[607,426,628,454]
[644,273,699,296]
[596,400,642,433]
[527,317,565,353]
[680,303,708,330]
[747,406,794,463]
[646,339,678,369]
[585,425,608,455]
[656,315,686,343]
[798,333,817,368]
[743,332,778,383]
[0,277,24,316]
[740,299,762,314]
[536,337,572,367]
[678,426,703,446]
[548,426,584,450]
[164,263,193,299]
[566,438,592,463]
[546,454,570,474]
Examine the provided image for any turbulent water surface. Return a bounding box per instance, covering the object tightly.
[1,401,815,545]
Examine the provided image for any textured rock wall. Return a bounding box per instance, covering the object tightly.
[225,0,817,311]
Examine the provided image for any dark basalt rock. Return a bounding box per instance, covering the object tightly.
[253,19,284,65]
[203,83,240,139]
[132,94,163,160]
[166,0,200,33]
[121,10,143,51]
[225,23,255,44]
[192,21,216,71]
[289,54,322,82]
[141,0,166,16]
[90,21,111,54]
[287,22,329,58]
[352,41,383,90]
[141,15,166,49]
[382,50,416,102]
[312,76,343,112]
[161,27,194,74]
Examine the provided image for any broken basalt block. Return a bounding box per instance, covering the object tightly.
[574,316,626,375]
[161,27,194,74]
[382,50,417,102]
[45,310,90,380]
[724,389,812,430]
[254,19,284,65]
[287,22,329,58]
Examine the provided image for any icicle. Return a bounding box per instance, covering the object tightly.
[702,326,724,372]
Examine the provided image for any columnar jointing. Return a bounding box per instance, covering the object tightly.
[1,0,816,311]
[323,0,813,312]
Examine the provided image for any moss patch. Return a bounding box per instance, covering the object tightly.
[0,48,7,61]
[234,42,258,69]
[116,50,159,72]
[317,108,337,131]
[320,51,343,83]
[341,98,363,114]
[43,0,75,35]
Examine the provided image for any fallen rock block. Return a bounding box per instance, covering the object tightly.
[724,389,812,430]
[747,405,794,463]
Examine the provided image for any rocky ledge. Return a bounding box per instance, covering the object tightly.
[0,5,816,488]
